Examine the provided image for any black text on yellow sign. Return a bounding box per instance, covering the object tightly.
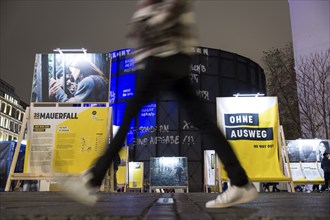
[33,125,51,132]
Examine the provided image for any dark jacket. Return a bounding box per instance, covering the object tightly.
[321,156,330,172]
[127,0,198,69]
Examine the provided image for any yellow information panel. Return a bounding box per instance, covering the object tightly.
[24,105,109,174]
[217,97,289,181]
[128,162,144,189]
[117,147,128,186]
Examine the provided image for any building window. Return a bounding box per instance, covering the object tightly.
[1,102,5,113]
[11,107,16,118]
[5,118,9,129]
[15,123,18,133]
[10,121,14,132]
[6,105,11,115]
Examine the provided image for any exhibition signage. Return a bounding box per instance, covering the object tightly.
[285,139,328,183]
[301,163,323,182]
[150,157,188,189]
[128,162,144,189]
[287,163,307,182]
[286,139,328,162]
[217,97,288,181]
[24,105,109,174]
[117,146,128,188]
[204,150,216,186]
[30,53,110,103]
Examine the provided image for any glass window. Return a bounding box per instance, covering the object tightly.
[1,102,6,113]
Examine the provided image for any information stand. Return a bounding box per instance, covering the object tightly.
[127,162,144,192]
[285,139,328,188]
[116,146,129,192]
[149,157,189,192]
[278,126,295,192]
[5,103,113,192]
[216,96,294,192]
[204,150,222,192]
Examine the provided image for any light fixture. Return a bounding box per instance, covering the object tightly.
[233,93,265,97]
[53,48,87,54]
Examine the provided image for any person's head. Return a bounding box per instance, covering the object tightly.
[318,141,330,160]
[68,59,98,81]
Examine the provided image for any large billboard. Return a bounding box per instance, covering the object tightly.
[31,53,110,103]
[24,105,109,174]
[217,97,289,181]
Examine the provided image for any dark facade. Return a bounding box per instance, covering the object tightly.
[110,47,266,191]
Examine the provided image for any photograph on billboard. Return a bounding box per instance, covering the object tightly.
[150,157,188,187]
[286,140,300,162]
[286,139,330,162]
[30,53,110,103]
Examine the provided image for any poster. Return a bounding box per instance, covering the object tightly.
[297,139,320,162]
[128,162,144,189]
[288,163,307,182]
[117,147,128,186]
[286,140,300,162]
[300,162,323,182]
[30,53,110,103]
[24,106,109,174]
[217,97,289,181]
[286,139,330,162]
[150,157,188,187]
[204,150,216,186]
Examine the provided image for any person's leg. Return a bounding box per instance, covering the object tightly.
[160,53,257,208]
[263,183,270,192]
[89,58,165,187]
[172,76,249,186]
[325,172,330,190]
[89,97,150,186]
[272,183,280,192]
[61,57,162,205]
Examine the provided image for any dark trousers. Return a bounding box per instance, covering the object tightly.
[89,53,248,187]
[324,171,330,189]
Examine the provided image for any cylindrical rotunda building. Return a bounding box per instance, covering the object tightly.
[109,47,266,191]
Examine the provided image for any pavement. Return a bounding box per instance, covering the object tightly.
[0,191,329,220]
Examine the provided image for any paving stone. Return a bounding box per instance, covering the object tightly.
[0,192,329,220]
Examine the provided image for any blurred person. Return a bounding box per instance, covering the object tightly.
[61,0,258,208]
[321,152,330,191]
[50,59,108,102]
[113,153,120,192]
[263,182,280,192]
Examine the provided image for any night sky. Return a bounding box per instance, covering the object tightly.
[0,0,293,104]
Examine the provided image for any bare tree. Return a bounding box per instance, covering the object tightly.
[262,43,301,139]
[295,50,330,139]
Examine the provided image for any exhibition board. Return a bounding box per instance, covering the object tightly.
[149,157,189,192]
[216,96,291,183]
[5,103,112,191]
[285,139,329,184]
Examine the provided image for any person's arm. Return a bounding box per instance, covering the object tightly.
[54,77,95,102]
